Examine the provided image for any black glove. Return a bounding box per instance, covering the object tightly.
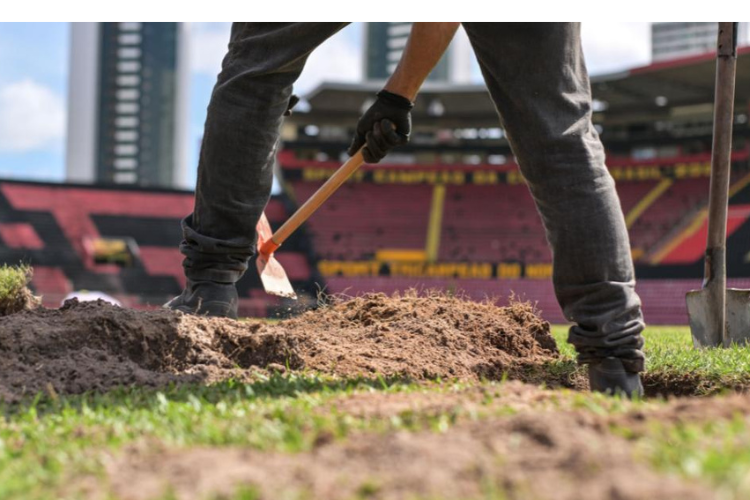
[348,90,413,163]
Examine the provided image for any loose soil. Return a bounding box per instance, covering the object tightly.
[102,404,714,500]
[99,384,750,500]
[0,292,558,403]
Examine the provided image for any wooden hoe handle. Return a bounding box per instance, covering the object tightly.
[260,150,366,255]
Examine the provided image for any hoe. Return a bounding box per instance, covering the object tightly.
[254,149,366,299]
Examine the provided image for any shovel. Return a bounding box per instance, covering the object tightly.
[686,22,748,348]
[256,149,366,298]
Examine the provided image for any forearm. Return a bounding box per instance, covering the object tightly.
[384,22,460,101]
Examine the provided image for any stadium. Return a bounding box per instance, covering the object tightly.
[5,21,750,500]
[3,47,750,324]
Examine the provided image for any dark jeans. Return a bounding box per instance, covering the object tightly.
[180,22,645,371]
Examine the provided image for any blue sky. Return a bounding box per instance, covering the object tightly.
[0,23,651,188]
[0,23,68,181]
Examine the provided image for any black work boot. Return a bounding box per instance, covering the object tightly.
[164,279,239,319]
[588,357,644,399]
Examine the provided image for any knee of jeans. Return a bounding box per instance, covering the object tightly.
[517,143,609,188]
[523,165,614,199]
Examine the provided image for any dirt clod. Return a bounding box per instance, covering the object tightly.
[0,292,558,402]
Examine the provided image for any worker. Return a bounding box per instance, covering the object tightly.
[167,23,645,398]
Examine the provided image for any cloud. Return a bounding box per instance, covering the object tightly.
[188,23,653,96]
[189,23,362,95]
[189,22,231,76]
[582,22,651,76]
[294,27,362,94]
[0,79,65,153]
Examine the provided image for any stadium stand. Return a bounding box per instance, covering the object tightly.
[323,276,750,326]
[628,177,710,254]
[439,184,547,263]
[0,181,318,316]
[290,181,433,260]
[271,48,750,326]
[5,49,750,325]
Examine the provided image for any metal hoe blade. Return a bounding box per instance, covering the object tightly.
[255,213,297,300]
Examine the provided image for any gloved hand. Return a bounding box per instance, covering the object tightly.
[348,90,413,163]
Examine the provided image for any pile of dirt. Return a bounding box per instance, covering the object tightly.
[282,291,558,380]
[0,292,559,402]
[102,409,711,500]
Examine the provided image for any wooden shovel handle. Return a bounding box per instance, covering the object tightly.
[261,150,365,254]
[706,22,738,253]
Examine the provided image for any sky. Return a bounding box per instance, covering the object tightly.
[0,22,652,187]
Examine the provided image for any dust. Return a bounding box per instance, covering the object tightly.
[0,291,558,402]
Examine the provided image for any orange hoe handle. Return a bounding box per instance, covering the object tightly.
[260,149,366,256]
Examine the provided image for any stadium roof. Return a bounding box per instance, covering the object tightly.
[590,46,750,118]
[299,47,750,127]
[302,82,498,127]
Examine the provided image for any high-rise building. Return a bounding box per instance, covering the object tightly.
[652,22,748,62]
[66,22,189,189]
[364,23,473,84]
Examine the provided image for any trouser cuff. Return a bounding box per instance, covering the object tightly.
[185,268,242,283]
[577,351,646,373]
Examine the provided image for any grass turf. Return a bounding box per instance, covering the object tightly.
[2,319,750,498]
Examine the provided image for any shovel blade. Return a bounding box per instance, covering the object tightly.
[686,288,723,348]
[255,213,297,300]
[726,288,750,346]
[687,287,750,347]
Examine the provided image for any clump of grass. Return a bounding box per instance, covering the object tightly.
[0,264,40,316]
